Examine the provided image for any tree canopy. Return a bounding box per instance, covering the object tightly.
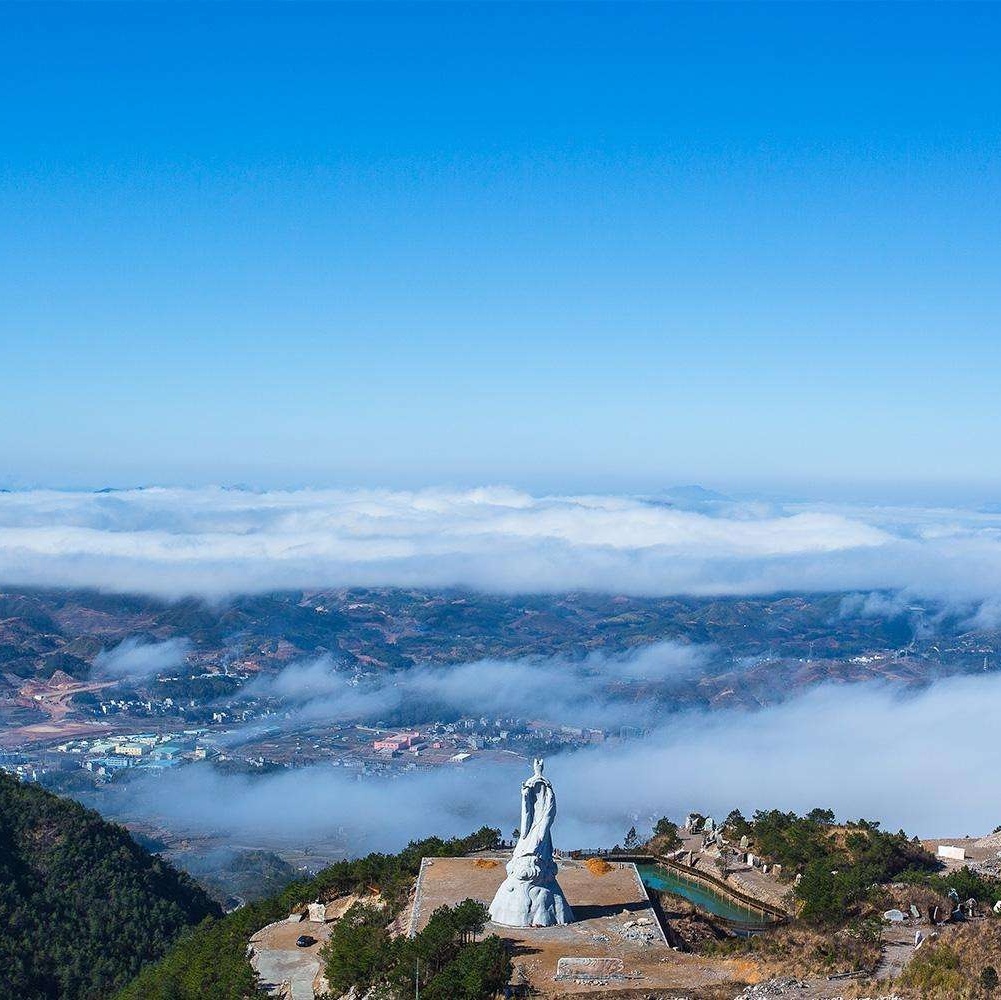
[115,825,502,1000]
[0,772,220,1000]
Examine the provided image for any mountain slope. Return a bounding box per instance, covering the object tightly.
[0,773,221,1000]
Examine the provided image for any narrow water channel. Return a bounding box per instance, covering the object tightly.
[637,863,777,929]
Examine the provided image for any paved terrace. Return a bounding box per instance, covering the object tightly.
[411,856,753,997]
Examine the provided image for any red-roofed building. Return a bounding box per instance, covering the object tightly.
[373,731,420,752]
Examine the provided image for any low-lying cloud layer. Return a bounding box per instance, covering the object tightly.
[114,672,1001,855]
[2,486,1001,605]
[239,642,711,734]
[92,636,192,681]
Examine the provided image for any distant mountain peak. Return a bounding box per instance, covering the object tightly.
[659,484,731,502]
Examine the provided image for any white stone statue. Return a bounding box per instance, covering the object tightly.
[489,758,574,927]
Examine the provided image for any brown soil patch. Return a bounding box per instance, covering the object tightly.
[585,857,614,876]
[474,858,500,869]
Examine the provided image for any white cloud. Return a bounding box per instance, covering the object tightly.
[112,672,1001,854]
[92,636,192,680]
[0,486,1001,607]
[237,643,711,734]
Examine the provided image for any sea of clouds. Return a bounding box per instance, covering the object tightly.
[2,486,1001,614]
[6,485,1001,852]
[94,639,1001,852]
[115,673,1001,854]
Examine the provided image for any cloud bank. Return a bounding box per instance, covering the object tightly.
[1,486,1001,605]
[238,642,711,733]
[92,636,192,681]
[114,672,1001,854]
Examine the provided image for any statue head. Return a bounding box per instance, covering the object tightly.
[533,757,544,778]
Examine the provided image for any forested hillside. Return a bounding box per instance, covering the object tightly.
[0,773,220,1000]
[115,826,504,1000]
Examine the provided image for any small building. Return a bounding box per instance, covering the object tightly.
[86,757,132,773]
[372,731,420,751]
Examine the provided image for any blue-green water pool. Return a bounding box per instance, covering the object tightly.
[637,864,777,929]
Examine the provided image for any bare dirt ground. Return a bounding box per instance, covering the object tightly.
[0,717,119,747]
[872,924,919,982]
[920,835,996,870]
[17,676,116,721]
[411,857,759,997]
[0,675,118,747]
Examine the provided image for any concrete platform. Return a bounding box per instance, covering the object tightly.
[411,856,749,996]
[250,917,331,1000]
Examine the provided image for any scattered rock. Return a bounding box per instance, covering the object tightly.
[737,981,904,1000]
[618,920,658,944]
[735,978,808,998]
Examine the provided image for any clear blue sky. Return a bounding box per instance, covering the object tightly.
[1,3,999,497]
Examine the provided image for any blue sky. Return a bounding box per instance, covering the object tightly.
[1,3,999,497]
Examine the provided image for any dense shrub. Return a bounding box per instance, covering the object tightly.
[320,898,507,1000]
[739,808,937,925]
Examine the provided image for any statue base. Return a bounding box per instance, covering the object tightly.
[489,875,575,927]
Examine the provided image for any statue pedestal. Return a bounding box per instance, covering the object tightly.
[489,872,574,927]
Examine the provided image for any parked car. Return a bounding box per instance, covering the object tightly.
[295,934,316,948]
